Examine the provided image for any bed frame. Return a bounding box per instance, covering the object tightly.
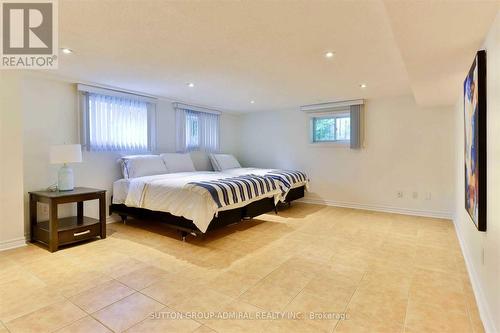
[109,186,305,240]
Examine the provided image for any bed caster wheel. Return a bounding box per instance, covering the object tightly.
[119,215,127,224]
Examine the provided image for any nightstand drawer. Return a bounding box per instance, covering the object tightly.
[59,223,101,245]
[34,216,102,247]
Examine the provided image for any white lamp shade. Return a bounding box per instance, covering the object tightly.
[50,144,82,164]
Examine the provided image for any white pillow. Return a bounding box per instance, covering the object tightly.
[161,153,196,173]
[210,154,241,171]
[119,155,168,179]
[209,154,221,171]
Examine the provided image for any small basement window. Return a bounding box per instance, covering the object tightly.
[302,100,363,149]
[312,113,351,143]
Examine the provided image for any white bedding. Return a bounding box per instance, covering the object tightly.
[112,168,308,233]
[112,179,130,204]
[115,171,281,233]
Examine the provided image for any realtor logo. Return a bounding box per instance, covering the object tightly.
[1,0,58,69]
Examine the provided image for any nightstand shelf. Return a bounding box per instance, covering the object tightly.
[29,187,106,252]
[37,216,99,231]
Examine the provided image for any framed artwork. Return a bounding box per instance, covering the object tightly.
[464,50,487,231]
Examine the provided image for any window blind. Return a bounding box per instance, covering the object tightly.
[78,85,157,152]
[174,103,220,153]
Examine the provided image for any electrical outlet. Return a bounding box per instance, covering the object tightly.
[412,192,418,199]
[397,191,403,199]
[425,192,432,200]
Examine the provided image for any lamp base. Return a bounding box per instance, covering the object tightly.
[58,164,74,191]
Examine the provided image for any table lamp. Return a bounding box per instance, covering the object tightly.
[50,144,82,191]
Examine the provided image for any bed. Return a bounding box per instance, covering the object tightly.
[109,153,308,239]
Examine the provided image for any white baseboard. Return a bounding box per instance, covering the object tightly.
[453,218,497,333]
[296,198,453,219]
[0,237,26,251]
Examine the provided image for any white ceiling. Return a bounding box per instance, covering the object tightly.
[384,0,499,107]
[54,0,499,112]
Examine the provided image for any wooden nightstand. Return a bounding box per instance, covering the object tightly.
[29,187,106,252]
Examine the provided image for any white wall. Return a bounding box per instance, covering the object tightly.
[12,73,239,236]
[238,95,455,217]
[0,73,25,250]
[454,11,500,333]
[21,75,115,225]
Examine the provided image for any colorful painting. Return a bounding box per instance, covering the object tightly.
[464,50,487,231]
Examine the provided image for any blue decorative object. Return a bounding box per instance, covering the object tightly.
[463,50,487,232]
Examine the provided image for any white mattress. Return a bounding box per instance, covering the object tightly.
[112,171,281,233]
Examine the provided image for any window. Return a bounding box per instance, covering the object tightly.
[302,101,363,149]
[312,114,351,142]
[78,85,157,152]
[185,111,200,150]
[175,104,220,152]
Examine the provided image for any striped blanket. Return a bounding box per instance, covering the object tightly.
[264,170,308,198]
[185,174,280,209]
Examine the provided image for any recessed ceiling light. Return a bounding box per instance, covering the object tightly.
[187,83,195,88]
[61,48,73,54]
[360,83,367,88]
[250,100,255,104]
[325,51,334,58]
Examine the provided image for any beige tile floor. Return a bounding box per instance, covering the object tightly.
[0,203,483,333]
